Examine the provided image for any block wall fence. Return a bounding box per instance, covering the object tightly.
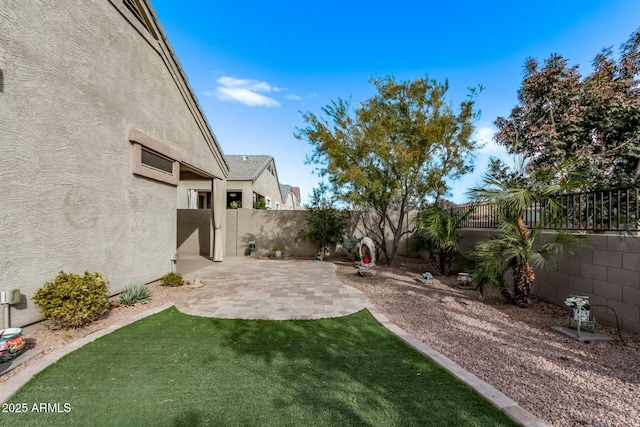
[459,229,640,334]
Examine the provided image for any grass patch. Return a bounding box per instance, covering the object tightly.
[6,308,517,426]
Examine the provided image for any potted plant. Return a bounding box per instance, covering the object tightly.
[272,245,284,259]
[0,327,25,362]
[565,295,590,323]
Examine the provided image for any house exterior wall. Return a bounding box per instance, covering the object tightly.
[0,0,227,328]
[281,191,301,210]
[252,161,282,209]
[226,181,255,210]
[458,230,640,333]
[177,180,212,209]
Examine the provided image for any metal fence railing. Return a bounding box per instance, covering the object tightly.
[452,187,640,232]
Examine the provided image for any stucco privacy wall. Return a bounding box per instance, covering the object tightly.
[225,209,416,259]
[226,209,318,257]
[458,230,640,333]
[177,210,213,257]
[0,1,227,328]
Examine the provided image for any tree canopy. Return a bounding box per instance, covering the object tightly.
[495,29,640,190]
[296,75,481,266]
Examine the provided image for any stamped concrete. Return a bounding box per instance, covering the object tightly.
[175,257,369,320]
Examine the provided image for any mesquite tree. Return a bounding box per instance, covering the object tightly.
[296,75,481,266]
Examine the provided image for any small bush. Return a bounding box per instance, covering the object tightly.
[160,272,184,287]
[33,271,110,330]
[119,283,151,306]
[342,236,362,261]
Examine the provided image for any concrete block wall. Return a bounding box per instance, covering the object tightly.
[537,234,640,334]
[459,230,640,333]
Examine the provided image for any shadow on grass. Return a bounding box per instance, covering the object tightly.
[7,308,517,427]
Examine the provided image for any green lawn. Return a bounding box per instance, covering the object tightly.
[4,308,517,426]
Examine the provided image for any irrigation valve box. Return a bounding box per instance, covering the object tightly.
[0,289,20,305]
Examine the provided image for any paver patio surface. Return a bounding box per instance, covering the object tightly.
[175,257,370,320]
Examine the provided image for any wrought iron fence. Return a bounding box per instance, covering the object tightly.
[452,187,640,232]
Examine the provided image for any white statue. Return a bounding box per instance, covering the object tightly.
[358,237,376,267]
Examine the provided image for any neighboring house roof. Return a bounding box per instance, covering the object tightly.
[279,184,291,203]
[291,187,301,204]
[225,155,274,181]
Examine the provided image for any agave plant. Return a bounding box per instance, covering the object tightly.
[119,283,151,306]
[468,159,586,307]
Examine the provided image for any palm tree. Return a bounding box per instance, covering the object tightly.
[468,160,585,307]
[413,204,470,276]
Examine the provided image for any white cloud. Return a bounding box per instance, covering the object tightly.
[474,124,507,157]
[212,76,281,107]
[285,93,303,101]
[215,87,280,107]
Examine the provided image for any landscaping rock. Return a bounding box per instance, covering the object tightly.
[440,296,456,303]
[357,268,375,278]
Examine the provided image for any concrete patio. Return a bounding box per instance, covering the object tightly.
[175,256,369,320]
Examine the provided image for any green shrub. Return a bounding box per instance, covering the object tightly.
[160,272,184,287]
[33,271,110,330]
[119,283,151,306]
[342,236,362,261]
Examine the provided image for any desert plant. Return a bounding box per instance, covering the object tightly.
[119,283,151,306]
[160,272,184,287]
[413,204,470,276]
[468,160,586,306]
[33,271,110,329]
[342,236,363,261]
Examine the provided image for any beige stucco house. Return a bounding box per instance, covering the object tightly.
[0,0,228,328]
[280,184,304,210]
[225,155,283,210]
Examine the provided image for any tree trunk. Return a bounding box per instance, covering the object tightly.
[512,216,534,307]
[429,253,439,275]
[513,262,535,307]
[442,248,454,276]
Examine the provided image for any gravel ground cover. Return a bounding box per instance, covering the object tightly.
[334,258,640,427]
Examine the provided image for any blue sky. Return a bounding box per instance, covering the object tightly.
[150,0,640,205]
